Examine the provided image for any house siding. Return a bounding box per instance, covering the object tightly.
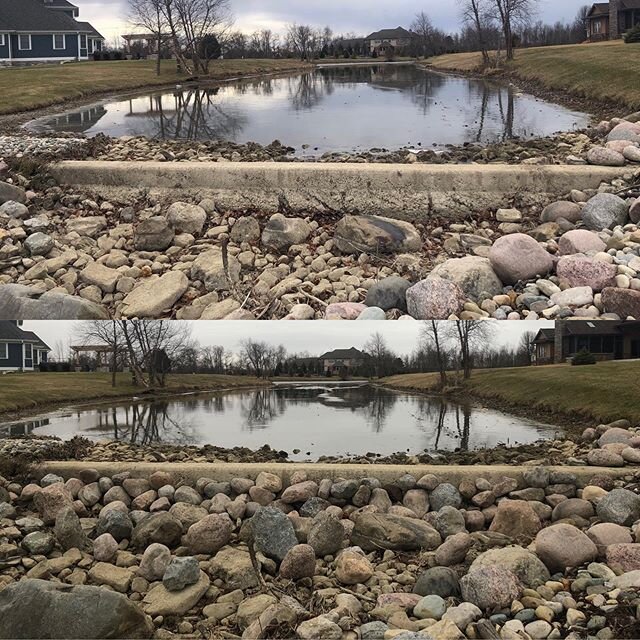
[0,342,26,369]
[7,32,80,60]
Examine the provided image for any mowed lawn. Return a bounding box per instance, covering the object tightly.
[383,359,640,425]
[0,372,266,415]
[426,40,640,110]
[0,58,311,115]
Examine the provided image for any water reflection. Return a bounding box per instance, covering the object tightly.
[0,383,560,459]
[31,64,589,153]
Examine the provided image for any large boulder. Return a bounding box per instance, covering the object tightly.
[558,229,606,255]
[405,277,465,319]
[596,488,640,526]
[351,513,441,552]
[131,512,183,549]
[601,288,640,319]
[164,202,206,235]
[262,214,312,251]
[534,523,598,572]
[0,284,108,320]
[471,546,550,588]
[33,483,74,525]
[183,514,233,554]
[427,256,502,301]
[488,500,541,541]
[251,507,299,562]
[334,215,421,254]
[556,256,616,292]
[0,579,153,639]
[460,566,522,611]
[489,234,553,285]
[581,193,629,230]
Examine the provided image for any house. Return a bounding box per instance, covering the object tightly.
[0,0,104,65]
[532,321,640,365]
[0,321,51,372]
[364,27,417,56]
[586,1,640,41]
[318,347,370,375]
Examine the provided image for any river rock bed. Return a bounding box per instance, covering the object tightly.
[1,161,640,319]
[1,418,639,469]
[2,430,640,640]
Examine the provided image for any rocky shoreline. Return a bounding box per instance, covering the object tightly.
[2,421,640,639]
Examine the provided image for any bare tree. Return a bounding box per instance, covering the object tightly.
[160,0,234,74]
[454,320,494,379]
[420,321,450,389]
[411,11,434,57]
[363,332,389,379]
[127,0,167,75]
[80,320,125,387]
[240,340,285,378]
[459,0,492,65]
[491,0,539,60]
[286,23,318,61]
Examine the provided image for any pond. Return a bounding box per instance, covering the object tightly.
[0,382,561,460]
[28,64,590,156]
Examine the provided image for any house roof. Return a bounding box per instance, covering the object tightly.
[588,2,611,17]
[76,20,104,39]
[620,0,640,9]
[0,0,101,34]
[561,320,623,336]
[0,321,50,350]
[319,347,368,360]
[533,328,555,343]
[365,27,416,40]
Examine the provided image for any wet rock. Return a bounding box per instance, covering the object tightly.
[581,193,629,230]
[0,579,154,639]
[489,234,553,284]
[406,277,465,319]
[334,215,421,254]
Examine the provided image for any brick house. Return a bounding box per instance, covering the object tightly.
[318,347,370,375]
[586,1,640,40]
[364,27,417,56]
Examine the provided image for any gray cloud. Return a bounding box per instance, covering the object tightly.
[82,0,589,41]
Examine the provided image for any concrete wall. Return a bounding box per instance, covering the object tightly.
[49,161,629,220]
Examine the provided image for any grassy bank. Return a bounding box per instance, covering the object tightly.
[383,359,640,425]
[424,40,640,111]
[0,58,311,115]
[0,372,267,416]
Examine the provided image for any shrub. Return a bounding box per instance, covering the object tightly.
[624,25,640,43]
[571,349,597,366]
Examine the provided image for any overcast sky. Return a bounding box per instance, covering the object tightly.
[24,320,551,359]
[80,0,590,45]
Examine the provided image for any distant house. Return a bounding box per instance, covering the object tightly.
[586,1,640,41]
[0,321,50,372]
[0,0,104,65]
[364,27,417,56]
[319,347,370,375]
[532,321,640,365]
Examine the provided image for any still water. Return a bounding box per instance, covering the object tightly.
[0,382,560,460]
[29,64,590,155]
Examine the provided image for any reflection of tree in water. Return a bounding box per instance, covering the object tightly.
[239,389,285,431]
[88,401,197,445]
[128,88,248,141]
[412,397,472,452]
[363,391,397,434]
[286,71,336,112]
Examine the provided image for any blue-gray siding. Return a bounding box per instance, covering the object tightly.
[7,32,80,59]
[0,342,48,369]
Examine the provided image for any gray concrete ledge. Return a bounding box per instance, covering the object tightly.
[35,461,631,488]
[49,161,629,219]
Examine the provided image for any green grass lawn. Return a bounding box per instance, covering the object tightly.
[425,40,640,110]
[0,58,311,115]
[0,372,267,415]
[383,359,640,425]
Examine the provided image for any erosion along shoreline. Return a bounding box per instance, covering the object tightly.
[2,422,640,639]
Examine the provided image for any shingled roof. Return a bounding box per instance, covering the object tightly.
[0,0,99,33]
[365,27,416,40]
[319,347,368,360]
[0,321,50,350]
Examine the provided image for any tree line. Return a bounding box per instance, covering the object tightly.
[74,321,538,388]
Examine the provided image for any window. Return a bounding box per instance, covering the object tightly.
[0,343,7,360]
[53,34,66,50]
[24,343,32,360]
[80,34,87,49]
[0,35,5,47]
[18,34,32,50]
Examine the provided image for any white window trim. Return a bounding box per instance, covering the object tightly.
[0,34,5,47]
[18,34,32,51]
[80,34,87,48]
[53,34,66,50]
[24,343,32,361]
[0,343,7,360]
